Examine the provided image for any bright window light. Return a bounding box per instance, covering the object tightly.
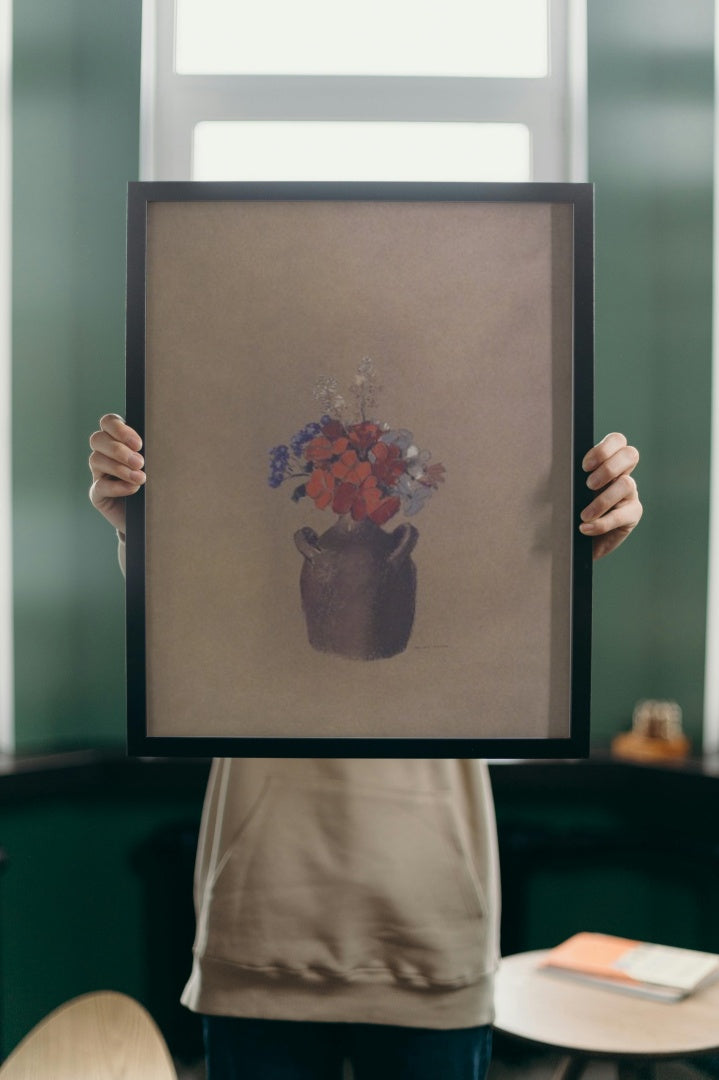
[176,0,548,78]
[192,121,532,182]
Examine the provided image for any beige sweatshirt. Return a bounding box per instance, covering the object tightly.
[120,537,501,1029]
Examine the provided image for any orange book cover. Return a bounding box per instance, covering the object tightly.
[541,933,641,985]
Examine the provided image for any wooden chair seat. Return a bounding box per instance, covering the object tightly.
[0,991,178,1079]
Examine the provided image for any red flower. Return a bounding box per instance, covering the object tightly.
[332,481,360,517]
[348,421,382,454]
[304,434,349,463]
[420,462,446,488]
[333,475,379,520]
[306,468,335,509]
[332,475,401,525]
[353,476,382,520]
[369,495,401,526]
[321,419,348,441]
[331,449,372,486]
[370,441,406,487]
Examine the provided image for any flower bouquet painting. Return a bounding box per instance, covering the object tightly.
[268,359,445,661]
[128,184,591,754]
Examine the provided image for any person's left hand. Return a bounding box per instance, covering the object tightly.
[580,433,642,560]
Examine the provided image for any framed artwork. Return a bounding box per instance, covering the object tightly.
[126,181,593,757]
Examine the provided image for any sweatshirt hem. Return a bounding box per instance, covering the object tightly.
[181,956,497,1030]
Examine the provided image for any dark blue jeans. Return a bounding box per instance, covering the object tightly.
[203,1015,493,1080]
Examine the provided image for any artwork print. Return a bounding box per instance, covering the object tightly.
[270,358,445,661]
[126,182,593,757]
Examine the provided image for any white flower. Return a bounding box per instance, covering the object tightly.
[313,376,347,419]
[396,473,433,516]
[380,428,414,453]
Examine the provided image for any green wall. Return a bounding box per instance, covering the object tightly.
[587,0,714,748]
[4,1,717,1064]
[10,1,716,751]
[0,779,206,1058]
[12,0,142,751]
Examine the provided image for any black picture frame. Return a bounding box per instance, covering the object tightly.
[126,180,593,758]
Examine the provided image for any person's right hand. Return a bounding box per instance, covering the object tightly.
[88,414,145,535]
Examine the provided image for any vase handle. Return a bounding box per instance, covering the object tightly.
[388,523,418,565]
[294,526,322,561]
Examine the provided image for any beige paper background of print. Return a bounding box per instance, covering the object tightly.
[143,199,574,740]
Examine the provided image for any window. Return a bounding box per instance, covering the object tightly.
[192,121,532,182]
[141,0,587,183]
[174,0,549,77]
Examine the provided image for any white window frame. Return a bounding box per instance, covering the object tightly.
[703,4,719,755]
[141,0,587,183]
[0,0,13,753]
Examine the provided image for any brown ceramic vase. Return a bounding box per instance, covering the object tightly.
[294,515,418,661]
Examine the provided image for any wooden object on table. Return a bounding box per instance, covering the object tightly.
[0,991,177,1079]
[612,700,690,762]
[494,949,719,1080]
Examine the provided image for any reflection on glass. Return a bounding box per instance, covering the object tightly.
[176,0,548,77]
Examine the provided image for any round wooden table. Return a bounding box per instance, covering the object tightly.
[494,949,719,1079]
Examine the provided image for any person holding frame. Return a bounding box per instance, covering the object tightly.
[89,416,641,1080]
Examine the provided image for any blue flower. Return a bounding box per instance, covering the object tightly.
[290,422,322,457]
[268,444,290,488]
